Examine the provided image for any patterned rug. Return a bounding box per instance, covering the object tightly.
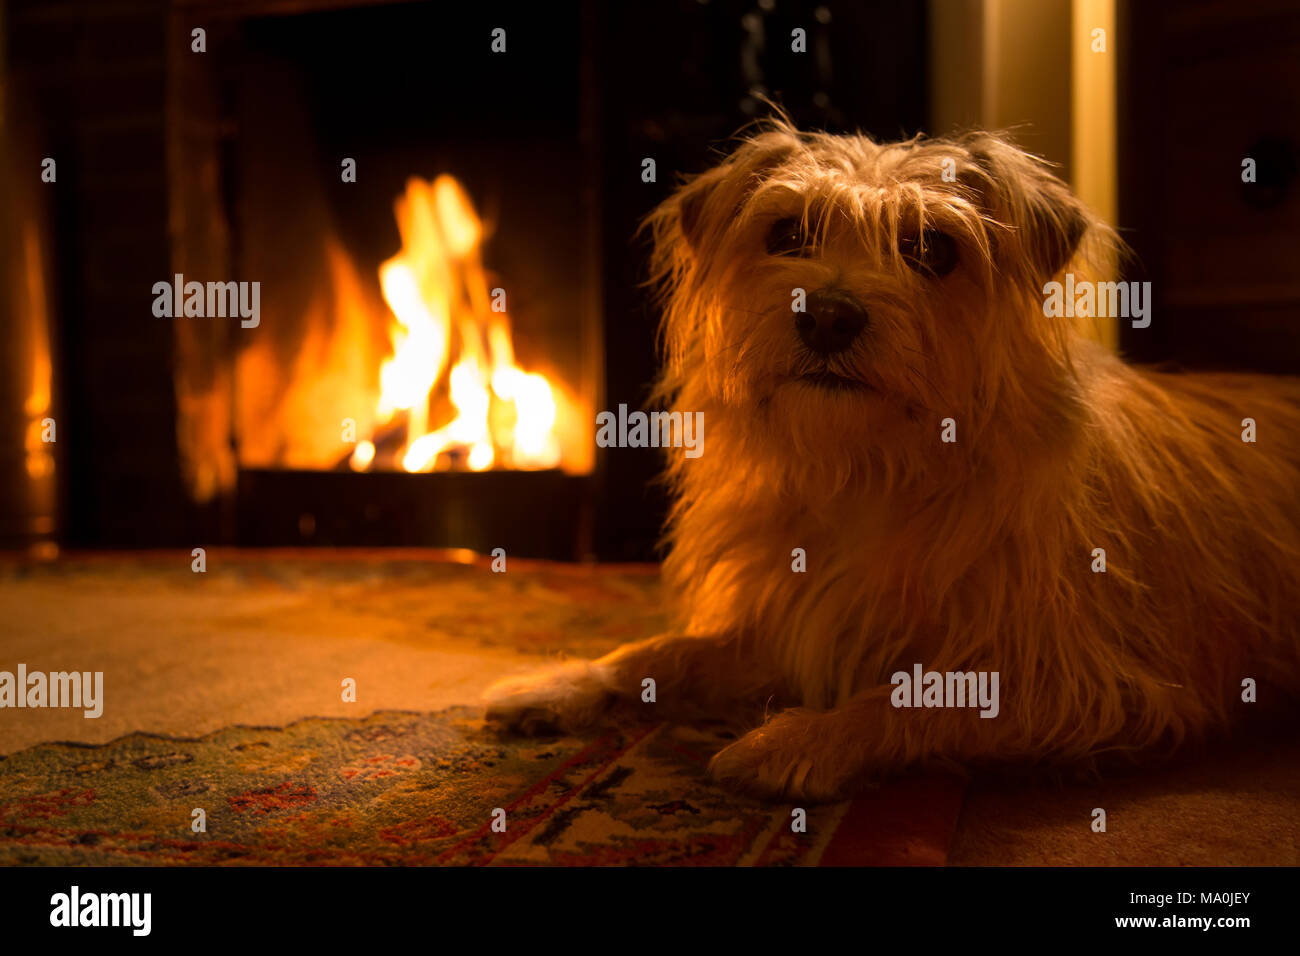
[0,550,967,865]
[0,708,965,866]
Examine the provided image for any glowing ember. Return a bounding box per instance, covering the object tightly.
[355,175,563,473]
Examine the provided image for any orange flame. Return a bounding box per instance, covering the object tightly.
[352,175,563,473]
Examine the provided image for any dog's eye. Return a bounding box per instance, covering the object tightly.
[766,217,810,257]
[900,229,958,278]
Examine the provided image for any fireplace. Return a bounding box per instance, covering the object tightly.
[163,2,603,557]
[2,0,929,560]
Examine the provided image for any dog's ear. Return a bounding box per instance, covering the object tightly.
[957,134,1091,282]
[674,164,730,252]
[661,136,799,255]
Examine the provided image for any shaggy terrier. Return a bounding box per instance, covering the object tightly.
[486,119,1300,801]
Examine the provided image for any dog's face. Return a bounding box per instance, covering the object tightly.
[649,121,1110,490]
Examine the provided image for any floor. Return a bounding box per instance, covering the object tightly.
[2,550,1295,865]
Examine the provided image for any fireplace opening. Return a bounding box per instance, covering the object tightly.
[175,2,600,555]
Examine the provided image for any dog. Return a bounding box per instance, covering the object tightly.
[484,118,1300,801]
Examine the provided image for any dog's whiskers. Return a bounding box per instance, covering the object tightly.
[902,363,954,411]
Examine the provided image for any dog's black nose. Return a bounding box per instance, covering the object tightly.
[795,291,870,356]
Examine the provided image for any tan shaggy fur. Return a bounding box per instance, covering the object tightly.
[485,119,1300,801]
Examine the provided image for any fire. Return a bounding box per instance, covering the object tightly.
[352,175,563,473]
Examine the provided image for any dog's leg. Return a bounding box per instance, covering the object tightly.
[708,686,1005,802]
[484,630,784,735]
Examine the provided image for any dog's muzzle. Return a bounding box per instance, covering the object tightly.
[795,290,870,356]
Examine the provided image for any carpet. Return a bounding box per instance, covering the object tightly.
[0,708,965,866]
[0,551,966,866]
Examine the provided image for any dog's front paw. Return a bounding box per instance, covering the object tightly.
[708,709,858,802]
[483,660,614,735]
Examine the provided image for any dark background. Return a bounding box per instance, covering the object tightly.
[2,0,1296,560]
